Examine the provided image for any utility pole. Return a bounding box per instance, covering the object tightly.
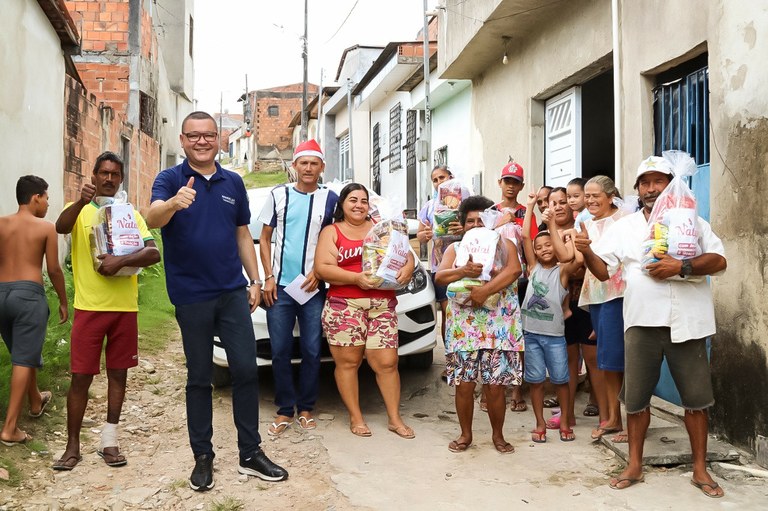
[300,0,309,142]
[421,0,432,204]
[218,91,223,162]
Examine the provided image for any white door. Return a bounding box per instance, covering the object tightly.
[544,87,582,188]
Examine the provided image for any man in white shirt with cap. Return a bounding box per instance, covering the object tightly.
[575,155,727,498]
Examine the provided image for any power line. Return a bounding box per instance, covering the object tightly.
[324,0,361,44]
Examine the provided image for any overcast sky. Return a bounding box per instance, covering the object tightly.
[193,0,438,114]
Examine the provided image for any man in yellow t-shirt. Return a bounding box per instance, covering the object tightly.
[52,152,160,471]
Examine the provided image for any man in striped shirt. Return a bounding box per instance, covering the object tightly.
[258,140,338,435]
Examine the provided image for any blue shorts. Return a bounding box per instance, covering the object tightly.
[429,272,447,302]
[522,331,569,385]
[590,298,625,372]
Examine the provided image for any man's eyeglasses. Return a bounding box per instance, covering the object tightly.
[183,132,218,143]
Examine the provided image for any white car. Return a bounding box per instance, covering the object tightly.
[212,186,437,386]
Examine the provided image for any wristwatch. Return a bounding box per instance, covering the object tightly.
[679,259,693,277]
[249,279,262,287]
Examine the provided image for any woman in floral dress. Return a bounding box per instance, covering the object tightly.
[435,195,523,454]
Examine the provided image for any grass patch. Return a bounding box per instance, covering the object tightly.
[242,170,287,190]
[0,458,21,487]
[208,497,245,511]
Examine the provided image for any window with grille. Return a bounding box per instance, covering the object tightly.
[653,64,709,165]
[406,110,416,173]
[389,103,402,172]
[139,92,156,137]
[434,145,448,167]
[339,133,351,181]
[372,123,381,194]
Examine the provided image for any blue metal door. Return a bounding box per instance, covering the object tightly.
[652,66,710,405]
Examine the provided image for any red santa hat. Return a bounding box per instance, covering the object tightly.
[292,139,324,162]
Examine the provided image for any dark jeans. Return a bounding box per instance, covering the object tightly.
[266,286,325,417]
[175,288,261,458]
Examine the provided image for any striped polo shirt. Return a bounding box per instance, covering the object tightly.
[258,183,338,286]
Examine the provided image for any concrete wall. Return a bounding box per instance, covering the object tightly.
[155,0,194,101]
[0,1,66,219]
[332,103,371,189]
[463,0,612,199]
[431,85,473,186]
[705,1,768,456]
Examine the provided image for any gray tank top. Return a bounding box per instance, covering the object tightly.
[521,264,568,336]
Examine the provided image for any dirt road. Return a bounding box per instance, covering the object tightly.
[1,336,767,510]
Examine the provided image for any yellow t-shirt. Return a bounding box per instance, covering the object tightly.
[68,202,153,312]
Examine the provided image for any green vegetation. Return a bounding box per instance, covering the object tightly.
[0,229,175,486]
[208,497,245,511]
[242,170,288,189]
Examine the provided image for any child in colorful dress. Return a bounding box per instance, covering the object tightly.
[521,193,583,442]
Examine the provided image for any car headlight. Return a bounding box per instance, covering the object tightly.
[398,265,428,295]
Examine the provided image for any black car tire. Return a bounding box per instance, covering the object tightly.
[404,349,433,369]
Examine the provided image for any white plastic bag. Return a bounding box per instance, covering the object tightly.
[362,199,410,290]
[641,151,702,280]
[433,179,472,237]
[89,191,144,276]
[455,208,505,281]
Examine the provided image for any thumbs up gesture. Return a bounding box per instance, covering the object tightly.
[573,221,593,254]
[462,253,484,279]
[173,176,197,211]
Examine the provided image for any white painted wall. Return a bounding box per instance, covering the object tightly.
[0,1,66,218]
[432,85,473,186]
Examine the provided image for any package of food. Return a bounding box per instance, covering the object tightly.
[455,209,505,281]
[641,151,703,281]
[89,192,144,276]
[433,179,471,238]
[362,202,410,289]
[446,279,501,309]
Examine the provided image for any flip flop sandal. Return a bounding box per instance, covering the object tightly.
[494,441,515,454]
[268,420,292,436]
[29,391,52,418]
[52,454,83,471]
[531,430,547,443]
[543,398,559,408]
[690,479,724,498]
[609,476,645,489]
[591,424,621,440]
[388,424,415,439]
[98,449,128,467]
[559,428,576,442]
[509,399,528,412]
[583,403,599,416]
[350,424,372,437]
[295,416,317,430]
[0,431,32,446]
[448,440,470,453]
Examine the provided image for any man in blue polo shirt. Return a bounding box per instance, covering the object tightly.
[147,111,287,491]
[258,139,338,435]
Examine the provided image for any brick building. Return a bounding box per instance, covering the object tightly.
[213,112,244,155]
[241,83,318,169]
[62,0,194,209]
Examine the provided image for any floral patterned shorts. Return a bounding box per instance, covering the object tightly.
[445,349,522,387]
[321,296,398,349]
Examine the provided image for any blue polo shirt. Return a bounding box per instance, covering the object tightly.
[151,160,250,305]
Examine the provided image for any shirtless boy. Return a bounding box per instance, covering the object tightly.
[0,175,68,445]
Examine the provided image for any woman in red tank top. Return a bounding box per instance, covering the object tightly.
[314,183,416,439]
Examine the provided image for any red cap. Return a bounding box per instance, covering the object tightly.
[293,139,324,162]
[500,162,524,182]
